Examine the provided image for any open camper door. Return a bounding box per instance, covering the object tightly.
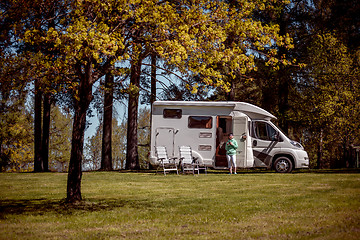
[231,112,251,168]
[215,116,231,167]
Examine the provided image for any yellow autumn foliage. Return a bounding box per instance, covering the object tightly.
[21,0,292,96]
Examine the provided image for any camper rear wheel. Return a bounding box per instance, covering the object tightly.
[274,157,293,173]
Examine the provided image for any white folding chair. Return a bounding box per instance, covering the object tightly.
[156,146,178,175]
[196,158,208,174]
[179,146,199,175]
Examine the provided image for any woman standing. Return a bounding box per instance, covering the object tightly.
[225,133,238,174]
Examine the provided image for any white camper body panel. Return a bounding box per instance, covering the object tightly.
[150,101,309,172]
[151,103,233,167]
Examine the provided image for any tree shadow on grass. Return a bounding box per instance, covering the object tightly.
[0,198,153,218]
[297,168,360,174]
[208,168,360,174]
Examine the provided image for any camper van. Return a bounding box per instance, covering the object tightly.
[149,101,309,173]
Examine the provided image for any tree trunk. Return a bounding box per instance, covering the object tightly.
[149,53,157,170]
[227,79,235,101]
[67,107,86,202]
[40,10,55,173]
[101,73,114,171]
[278,75,289,134]
[34,79,43,172]
[126,59,141,170]
[317,129,324,169]
[277,9,290,135]
[67,63,94,203]
[42,93,51,172]
[150,53,157,104]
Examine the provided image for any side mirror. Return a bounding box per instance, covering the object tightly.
[271,132,280,141]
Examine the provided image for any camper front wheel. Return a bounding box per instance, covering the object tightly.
[274,157,293,173]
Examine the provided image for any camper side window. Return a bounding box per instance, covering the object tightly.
[163,109,182,119]
[188,116,212,129]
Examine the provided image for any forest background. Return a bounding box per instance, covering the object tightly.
[1,0,359,201]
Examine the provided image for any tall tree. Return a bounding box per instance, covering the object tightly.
[150,53,157,104]
[126,53,142,170]
[34,79,43,172]
[41,93,52,172]
[100,72,114,171]
[137,108,151,169]
[24,0,133,202]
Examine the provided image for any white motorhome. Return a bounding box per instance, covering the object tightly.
[149,101,309,173]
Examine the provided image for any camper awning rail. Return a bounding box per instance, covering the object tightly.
[153,101,276,120]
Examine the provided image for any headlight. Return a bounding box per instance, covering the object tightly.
[290,140,303,149]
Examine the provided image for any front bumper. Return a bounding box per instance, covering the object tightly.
[294,150,309,168]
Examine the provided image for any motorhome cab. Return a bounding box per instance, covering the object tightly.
[150,101,309,173]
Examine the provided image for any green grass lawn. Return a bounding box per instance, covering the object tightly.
[1,170,359,239]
